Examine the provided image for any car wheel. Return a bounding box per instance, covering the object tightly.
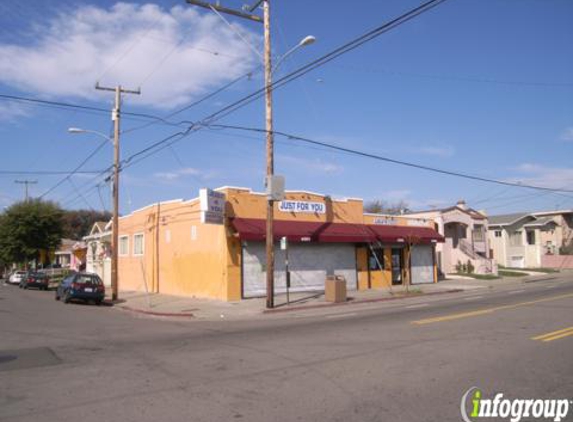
[95,299,102,306]
[55,294,60,301]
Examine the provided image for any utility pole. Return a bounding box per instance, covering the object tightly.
[14,180,37,201]
[185,0,277,308]
[95,82,140,301]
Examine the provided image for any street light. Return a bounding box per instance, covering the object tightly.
[68,128,112,141]
[272,35,316,74]
[68,126,119,302]
[265,34,316,309]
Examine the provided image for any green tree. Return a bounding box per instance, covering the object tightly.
[61,210,112,240]
[0,199,64,266]
[364,199,410,215]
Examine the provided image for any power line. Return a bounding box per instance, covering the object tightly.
[38,139,110,199]
[0,93,176,124]
[51,0,450,205]
[208,123,573,195]
[117,0,449,168]
[121,67,259,135]
[0,170,105,175]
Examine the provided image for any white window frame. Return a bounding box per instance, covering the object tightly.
[133,232,145,256]
[119,235,129,257]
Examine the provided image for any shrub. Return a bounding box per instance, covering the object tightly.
[467,260,475,274]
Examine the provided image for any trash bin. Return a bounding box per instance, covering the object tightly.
[325,275,347,303]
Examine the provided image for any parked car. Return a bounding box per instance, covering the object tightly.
[55,273,105,305]
[8,271,27,285]
[19,272,50,290]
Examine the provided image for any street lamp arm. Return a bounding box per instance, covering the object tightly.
[68,127,112,142]
[271,35,316,75]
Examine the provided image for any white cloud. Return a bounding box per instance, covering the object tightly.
[277,154,343,174]
[559,127,573,141]
[509,163,573,189]
[0,3,260,109]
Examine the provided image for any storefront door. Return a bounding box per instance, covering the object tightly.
[391,248,403,285]
[368,247,391,289]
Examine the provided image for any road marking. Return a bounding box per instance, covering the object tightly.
[412,292,573,325]
[463,295,483,301]
[545,285,556,289]
[405,303,429,309]
[532,326,573,342]
[325,313,357,319]
[507,289,525,294]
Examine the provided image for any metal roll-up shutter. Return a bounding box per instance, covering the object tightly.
[242,242,357,298]
[410,245,434,284]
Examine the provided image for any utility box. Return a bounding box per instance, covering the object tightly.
[266,175,285,201]
[325,275,347,303]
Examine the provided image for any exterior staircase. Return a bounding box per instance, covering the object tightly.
[446,238,497,275]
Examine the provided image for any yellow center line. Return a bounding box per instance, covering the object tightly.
[542,330,573,342]
[411,293,573,325]
[531,326,573,340]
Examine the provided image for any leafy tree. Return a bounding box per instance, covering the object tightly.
[0,200,64,266]
[364,199,410,215]
[61,210,112,240]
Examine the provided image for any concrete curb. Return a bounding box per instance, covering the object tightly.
[262,289,464,314]
[111,303,194,318]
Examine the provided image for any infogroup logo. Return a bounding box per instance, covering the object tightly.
[461,387,572,422]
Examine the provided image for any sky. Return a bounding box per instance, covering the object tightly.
[0,0,572,217]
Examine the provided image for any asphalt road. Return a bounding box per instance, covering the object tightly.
[1,276,572,422]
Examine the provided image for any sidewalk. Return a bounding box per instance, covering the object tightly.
[107,272,564,321]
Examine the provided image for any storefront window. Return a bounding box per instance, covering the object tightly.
[369,249,385,271]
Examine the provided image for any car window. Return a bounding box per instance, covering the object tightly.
[77,275,101,285]
[62,275,75,285]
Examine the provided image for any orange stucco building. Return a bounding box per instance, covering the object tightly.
[118,187,443,301]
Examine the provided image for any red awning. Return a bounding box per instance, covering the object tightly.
[367,224,445,244]
[231,218,444,244]
[231,218,376,243]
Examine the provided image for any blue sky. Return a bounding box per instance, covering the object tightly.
[0,0,572,216]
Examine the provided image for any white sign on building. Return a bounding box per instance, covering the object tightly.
[199,188,225,225]
[278,200,325,214]
[407,219,428,227]
[373,217,398,226]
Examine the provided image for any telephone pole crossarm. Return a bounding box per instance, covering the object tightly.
[185,0,263,23]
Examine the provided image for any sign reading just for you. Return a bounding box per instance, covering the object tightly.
[278,200,325,214]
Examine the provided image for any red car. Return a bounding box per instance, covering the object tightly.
[19,272,50,290]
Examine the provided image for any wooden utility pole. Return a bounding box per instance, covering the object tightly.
[185,0,277,308]
[14,180,37,201]
[95,82,140,301]
[262,0,275,309]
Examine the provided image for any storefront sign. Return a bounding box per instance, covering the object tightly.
[278,200,325,214]
[373,217,398,225]
[200,211,224,225]
[199,188,225,213]
[407,219,428,227]
[199,188,225,225]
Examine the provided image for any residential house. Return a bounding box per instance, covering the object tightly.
[406,200,497,276]
[488,210,573,268]
[83,221,112,287]
[117,187,444,302]
[54,238,87,271]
